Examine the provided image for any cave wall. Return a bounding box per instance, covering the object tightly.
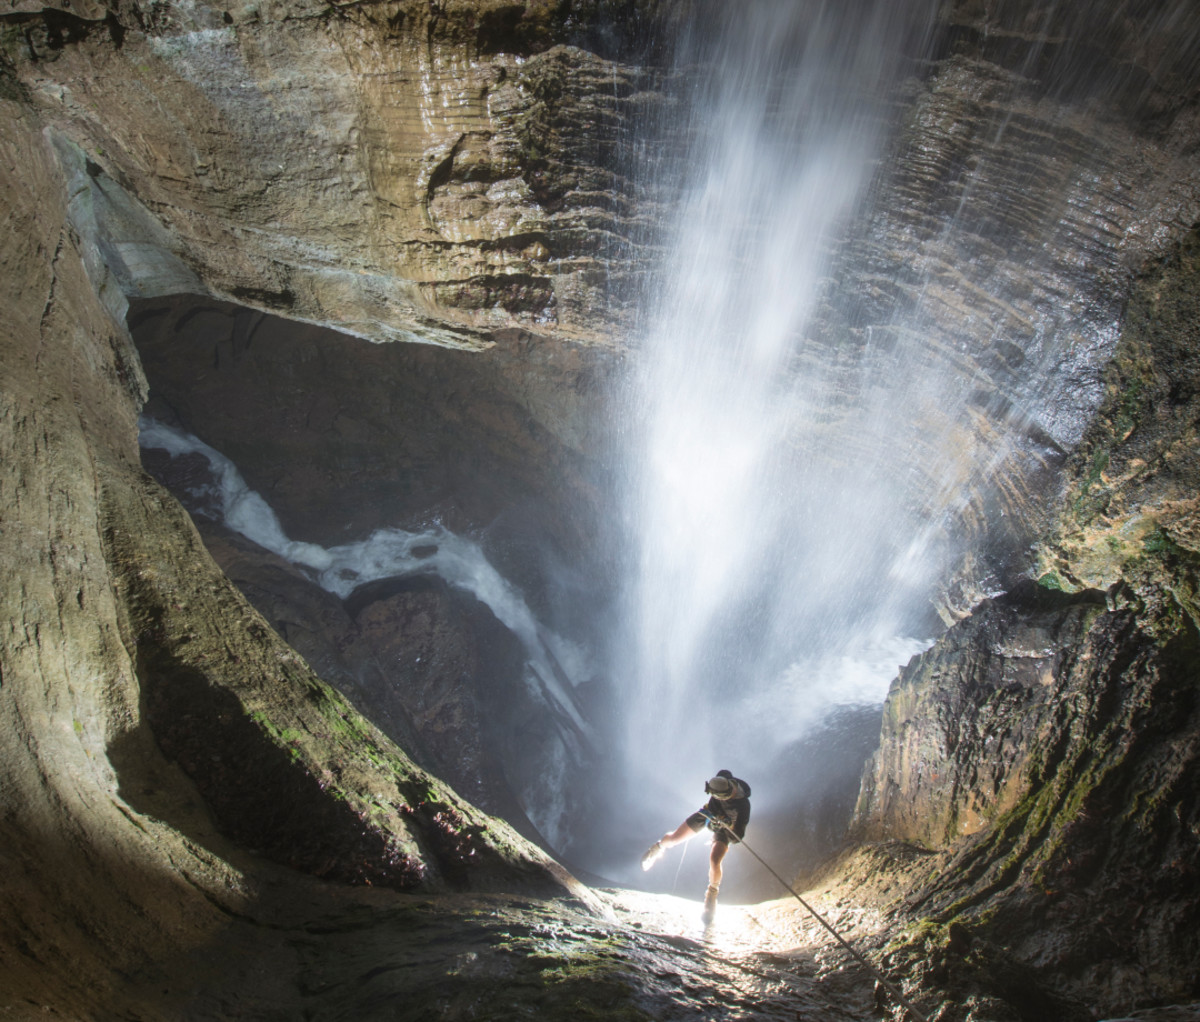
[4,0,1197,618]
[1,11,603,1013]
[851,228,1200,1013]
[0,0,675,350]
[0,86,219,1013]
[804,13,1200,619]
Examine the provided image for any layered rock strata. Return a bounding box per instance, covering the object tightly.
[1,0,674,348]
[807,43,1200,620]
[850,228,1200,1016]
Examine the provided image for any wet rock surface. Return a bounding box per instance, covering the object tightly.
[105,464,586,898]
[848,230,1200,1016]
[853,580,1200,1015]
[807,45,1200,620]
[1038,226,1200,613]
[11,860,919,1022]
[4,2,1200,1021]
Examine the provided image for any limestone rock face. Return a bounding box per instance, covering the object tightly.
[1038,227,1200,615]
[0,38,591,1015]
[853,581,1199,1013]
[809,43,1200,619]
[105,468,570,894]
[5,0,1196,624]
[184,516,546,834]
[851,226,1200,1014]
[2,0,670,348]
[854,586,1108,849]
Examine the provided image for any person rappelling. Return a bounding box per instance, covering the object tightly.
[642,770,930,1022]
[640,769,751,924]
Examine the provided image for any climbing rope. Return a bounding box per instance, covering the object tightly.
[672,829,690,894]
[706,815,930,1022]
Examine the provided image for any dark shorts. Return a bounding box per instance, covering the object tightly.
[686,809,744,845]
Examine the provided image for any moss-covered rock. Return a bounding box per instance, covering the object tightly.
[103,462,585,897]
[845,214,1200,1017]
[854,547,1200,1013]
[1037,226,1200,627]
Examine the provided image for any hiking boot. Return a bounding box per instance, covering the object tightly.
[640,841,664,872]
[701,884,719,924]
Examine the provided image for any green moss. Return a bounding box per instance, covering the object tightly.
[311,685,375,743]
[1111,374,1148,440]
[1072,450,1110,510]
[1037,572,1067,592]
[527,953,649,1020]
[887,916,944,951]
[247,709,304,760]
[1142,529,1177,555]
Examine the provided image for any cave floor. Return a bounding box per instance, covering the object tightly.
[82,872,885,1022]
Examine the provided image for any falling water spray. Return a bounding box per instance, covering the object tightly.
[607,0,944,843]
[591,0,1182,890]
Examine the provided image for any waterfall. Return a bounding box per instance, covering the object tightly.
[138,417,590,742]
[135,1,1199,879]
[607,0,948,839]
[597,0,1198,887]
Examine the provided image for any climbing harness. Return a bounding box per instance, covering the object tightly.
[705,814,930,1022]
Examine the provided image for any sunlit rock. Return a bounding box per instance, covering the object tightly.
[5,0,670,347]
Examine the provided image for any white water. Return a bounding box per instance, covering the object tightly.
[611,1,943,814]
[138,417,590,744]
